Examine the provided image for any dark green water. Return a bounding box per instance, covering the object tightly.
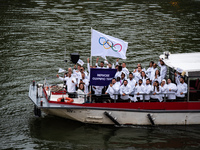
[0,0,200,149]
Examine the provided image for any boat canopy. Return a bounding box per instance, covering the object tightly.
[159,52,200,77]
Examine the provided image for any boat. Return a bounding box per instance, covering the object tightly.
[29,52,200,126]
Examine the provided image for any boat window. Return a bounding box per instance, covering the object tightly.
[188,77,200,101]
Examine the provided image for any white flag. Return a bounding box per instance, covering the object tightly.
[58,68,66,73]
[91,29,128,59]
[77,59,84,66]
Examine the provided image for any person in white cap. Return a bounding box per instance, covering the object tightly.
[175,68,183,85]
[166,78,177,101]
[176,77,187,101]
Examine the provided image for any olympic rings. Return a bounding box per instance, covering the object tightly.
[99,37,122,52]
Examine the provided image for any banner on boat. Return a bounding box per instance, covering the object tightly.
[90,68,117,86]
[91,29,128,59]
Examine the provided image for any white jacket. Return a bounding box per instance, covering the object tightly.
[59,76,77,93]
[167,83,177,100]
[176,82,187,98]
[151,86,163,102]
[133,84,145,101]
[106,83,120,100]
[120,84,132,100]
[144,84,152,100]
[158,61,167,80]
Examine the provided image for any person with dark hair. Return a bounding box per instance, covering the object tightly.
[150,63,158,81]
[133,66,142,83]
[115,65,123,79]
[133,79,145,102]
[146,61,154,79]
[105,78,120,102]
[122,62,129,76]
[151,81,162,102]
[144,79,152,101]
[76,83,86,102]
[119,72,126,85]
[95,57,105,68]
[167,78,177,101]
[78,72,89,94]
[152,69,162,85]
[127,73,136,88]
[141,71,147,86]
[176,77,187,101]
[158,59,167,80]
[120,80,132,102]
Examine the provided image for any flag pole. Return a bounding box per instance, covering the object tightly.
[89,27,93,103]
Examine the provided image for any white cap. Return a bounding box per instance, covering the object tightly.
[176,68,183,73]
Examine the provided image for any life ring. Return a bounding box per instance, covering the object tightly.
[57,97,74,103]
[45,86,49,91]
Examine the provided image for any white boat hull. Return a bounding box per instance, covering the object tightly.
[42,108,200,125]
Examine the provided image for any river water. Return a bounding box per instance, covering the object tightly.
[0,0,200,149]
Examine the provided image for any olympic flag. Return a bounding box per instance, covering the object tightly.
[91,29,128,59]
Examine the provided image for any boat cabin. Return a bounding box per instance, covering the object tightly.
[160,52,200,102]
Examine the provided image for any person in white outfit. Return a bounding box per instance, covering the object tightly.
[92,86,104,103]
[127,73,137,88]
[176,77,187,101]
[166,78,177,101]
[160,79,168,100]
[119,72,126,85]
[95,57,106,68]
[133,79,145,102]
[151,81,163,102]
[115,59,129,76]
[122,62,129,77]
[146,61,154,79]
[77,83,87,103]
[158,59,167,80]
[57,71,77,98]
[141,71,148,86]
[144,79,152,101]
[115,66,123,79]
[120,80,132,102]
[133,66,142,83]
[150,63,158,81]
[78,72,89,94]
[152,70,162,85]
[105,78,120,102]
[174,68,182,85]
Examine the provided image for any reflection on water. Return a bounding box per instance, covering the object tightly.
[0,0,200,149]
[29,116,200,149]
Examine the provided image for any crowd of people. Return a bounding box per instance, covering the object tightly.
[56,57,188,103]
